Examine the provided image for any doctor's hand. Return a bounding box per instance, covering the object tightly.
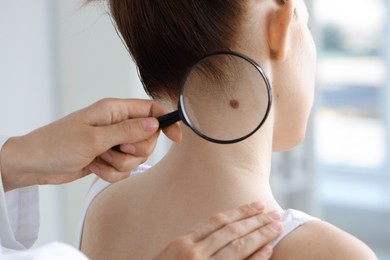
[153,202,283,260]
[0,98,181,192]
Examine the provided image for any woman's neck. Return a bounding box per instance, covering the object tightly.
[153,121,282,212]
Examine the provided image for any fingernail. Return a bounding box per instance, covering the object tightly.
[100,152,113,163]
[270,221,283,231]
[267,211,282,221]
[261,245,272,257]
[142,118,159,131]
[249,201,266,211]
[89,165,100,175]
[121,144,136,154]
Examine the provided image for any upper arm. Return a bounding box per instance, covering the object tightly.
[271,221,377,260]
[80,187,128,260]
[80,193,110,259]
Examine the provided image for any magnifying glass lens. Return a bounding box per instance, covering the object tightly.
[179,52,271,143]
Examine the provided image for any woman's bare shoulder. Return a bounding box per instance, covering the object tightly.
[80,173,150,259]
[271,220,377,260]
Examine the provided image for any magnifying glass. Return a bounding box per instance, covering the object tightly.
[157,51,272,144]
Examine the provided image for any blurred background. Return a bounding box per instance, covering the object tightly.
[0,0,389,258]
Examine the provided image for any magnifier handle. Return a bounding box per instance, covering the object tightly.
[112,111,180,153]
[157,110,181,128]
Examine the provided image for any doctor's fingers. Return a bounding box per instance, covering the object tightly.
[90,137,157,183]
[95,117,159,152]
[161,122,182,143]
[96,133,158,174]
[112,132,159,158]
[88,158,138,183]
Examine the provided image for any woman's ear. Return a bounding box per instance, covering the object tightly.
[267,0,295,61]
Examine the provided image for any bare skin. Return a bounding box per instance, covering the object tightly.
[152,202,283,259]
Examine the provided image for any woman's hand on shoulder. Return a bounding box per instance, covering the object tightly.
[152,202,283,260]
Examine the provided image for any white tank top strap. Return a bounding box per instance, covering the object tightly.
[269,209,320,248]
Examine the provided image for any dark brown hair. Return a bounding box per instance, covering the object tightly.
[108,0,245,100]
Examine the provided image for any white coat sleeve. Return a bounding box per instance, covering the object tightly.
[0,136,39,250]
[1,242,88,260]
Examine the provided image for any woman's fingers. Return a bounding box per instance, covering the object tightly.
[189,202,267,242]
[152,203,282,260]
[199,211,282,257]
[211,219,283,259]
[247,245,274,260]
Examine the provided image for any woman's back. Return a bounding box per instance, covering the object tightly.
[81,167,238,259]
[80,165,376,260]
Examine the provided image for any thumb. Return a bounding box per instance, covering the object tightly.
[96,117,159,150]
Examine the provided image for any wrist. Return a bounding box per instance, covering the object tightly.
[0,137,38,191]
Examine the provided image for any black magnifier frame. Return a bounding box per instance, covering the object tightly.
[157,50,272,144]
